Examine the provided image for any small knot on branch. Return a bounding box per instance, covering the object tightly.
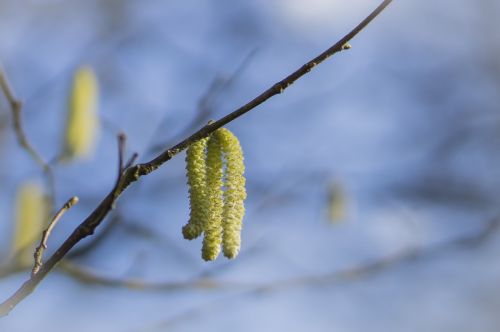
[342,42,352,50]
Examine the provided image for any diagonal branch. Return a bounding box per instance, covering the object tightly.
[0,0,394,316]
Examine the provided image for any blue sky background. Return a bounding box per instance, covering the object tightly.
[1,0,500,331]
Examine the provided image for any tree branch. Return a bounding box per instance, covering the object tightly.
[127,216,500,332]
[0,0,393,316]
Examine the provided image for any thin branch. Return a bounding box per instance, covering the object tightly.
[32,197,79,276]
[0,66,56,213]
[118,133,127,173]
[0,0,393,316]
[58,261,222,291]
[124,152,139,170]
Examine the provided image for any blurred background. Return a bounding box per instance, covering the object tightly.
[1,0,500,331]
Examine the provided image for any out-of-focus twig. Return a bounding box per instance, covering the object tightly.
[0,66,56,213]
[147,49,257,154]
[32,196,79,276]
[255,216,500,291]
[58,261,228,291]
[127,216,500,332]
[0,0,393,316]
[60,216,499,292]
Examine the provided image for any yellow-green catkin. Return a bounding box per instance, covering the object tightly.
[182,138,208,240]
[63,66,99,160]
[217,128,246,259]
[201,134,224,261]
[12,182,47,265]
[327,182,346,223]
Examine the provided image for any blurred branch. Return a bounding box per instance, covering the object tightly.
[129,216,500,332]
[51,215,500,293]
[32,196,79,276]
[256,216,500,291]
[0,0,393,316]
[0,66,56,213]
[58,261,225,291]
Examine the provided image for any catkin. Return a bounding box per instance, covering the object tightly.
[12,182,47,265]
[217,128,246,259]
[63,66,99,160]
[201,134,224,261]
[184,127,247,261]
[182,138,208,240]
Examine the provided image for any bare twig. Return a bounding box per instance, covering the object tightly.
[117,133,127,173]
[0,66,56,213]
[124,152,139,170]
[32,197,79,276]
[58,261,224,291]
[0,0,393,316]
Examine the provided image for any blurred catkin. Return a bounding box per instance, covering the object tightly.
[201,134,224,261]
[217,128,246,259]
[327,182,346,223]
[12,182,47,265]
[63,66,99,160]
[182,137,208,240]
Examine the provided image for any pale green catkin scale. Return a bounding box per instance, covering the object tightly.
[182,138,208,240]
[217,128,247,259]
[201,134,224,261]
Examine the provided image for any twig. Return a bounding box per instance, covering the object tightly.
[117,133,127,173]
[58,261,224,291]
[0,66,56,213]
[124,152,139,170]
[0,0,393,316]
[32,197,79,276]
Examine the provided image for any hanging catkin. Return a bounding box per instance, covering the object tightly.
[184,127,247,261]
[63,66,99,160]
[12,182,47,265]
[217,128,246,259]
[201,133,224,261]
[182,137,208,240]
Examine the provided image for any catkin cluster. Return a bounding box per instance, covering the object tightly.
[183,128,247,261]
